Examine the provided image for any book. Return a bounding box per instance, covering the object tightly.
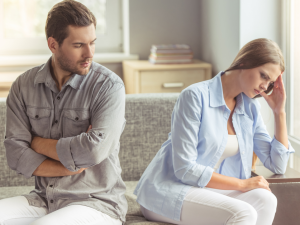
[149,57,193,64]
[149,54,193,60]
[149,44,194,64]
[151,49,192,54]
[151,52,194,57]
[151,44,191,50]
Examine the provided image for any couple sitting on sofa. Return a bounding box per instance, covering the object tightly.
[0,1,294,225]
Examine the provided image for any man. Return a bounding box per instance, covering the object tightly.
[1,1,127,224]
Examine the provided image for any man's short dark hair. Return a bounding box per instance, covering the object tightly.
[45,0,96,46]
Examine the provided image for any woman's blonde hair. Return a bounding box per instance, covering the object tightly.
[225,38,285,99]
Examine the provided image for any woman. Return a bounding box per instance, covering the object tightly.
[134,38,295,225]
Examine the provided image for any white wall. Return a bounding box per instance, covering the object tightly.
[199,0,240,75]
[240,0,282,49]
[240,0,282,137]
[103,0,202,79]
[199,0,283,137]
[129,0,202,60]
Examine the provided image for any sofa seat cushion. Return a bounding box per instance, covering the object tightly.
[0,186,34,200]
[0,181,171,225]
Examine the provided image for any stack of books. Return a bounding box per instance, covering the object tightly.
[149,44,193,64]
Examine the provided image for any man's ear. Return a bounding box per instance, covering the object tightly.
[47,37,59,53]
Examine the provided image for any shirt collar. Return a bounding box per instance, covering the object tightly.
[34,57,51,86]
[34,57,89,90]
[208,71,245,115]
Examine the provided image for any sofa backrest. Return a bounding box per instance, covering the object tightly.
[0,93,179,186]
[119,93,179,181]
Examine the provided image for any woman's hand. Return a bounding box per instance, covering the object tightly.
[260,73,286,115]
[240,176,271,192]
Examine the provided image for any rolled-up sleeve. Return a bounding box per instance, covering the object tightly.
[56,82,126,172]
[253,112,295,174]
[171,89,213,188]
[4,77,47,178]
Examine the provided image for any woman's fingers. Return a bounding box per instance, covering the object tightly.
[277,74,285,88]
[274,74,285,95]
[274,75,280,89]
[246,176,271,192]
[258,176,271,192]
[279,74,286,92]
[278,74,283,87]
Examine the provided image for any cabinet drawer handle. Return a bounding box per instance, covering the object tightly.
[163,83,184,88]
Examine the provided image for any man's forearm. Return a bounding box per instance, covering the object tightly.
[31,137,59,161]
[33,158,84,177]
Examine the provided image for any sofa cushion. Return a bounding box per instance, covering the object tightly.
[119,93,179,182]
[0,185,34,199]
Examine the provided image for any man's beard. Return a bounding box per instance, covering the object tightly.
[56,51,91,76]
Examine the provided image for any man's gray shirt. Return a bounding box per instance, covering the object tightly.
[4,58,127,223]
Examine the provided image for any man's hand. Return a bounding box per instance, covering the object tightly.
[33,158,87,177]
[86,125,92,133]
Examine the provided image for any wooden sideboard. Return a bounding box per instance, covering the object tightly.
[122,59,212,94]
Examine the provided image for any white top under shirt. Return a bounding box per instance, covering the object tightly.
[214,135,239,171]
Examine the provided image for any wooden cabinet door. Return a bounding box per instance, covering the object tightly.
[140,69,206,93]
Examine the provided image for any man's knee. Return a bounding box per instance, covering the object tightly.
[0,196,46,225]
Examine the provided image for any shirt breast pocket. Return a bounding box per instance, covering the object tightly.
[63,110,90,138]
[26,107,51,137]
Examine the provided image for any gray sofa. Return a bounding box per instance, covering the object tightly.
[0,94,299,225]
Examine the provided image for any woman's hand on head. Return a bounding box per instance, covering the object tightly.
[260,73,286,115]
[240,176,271,192]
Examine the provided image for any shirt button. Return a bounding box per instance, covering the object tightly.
[50,200,54,203]
[35,115,39,119]
[75,117,79,121]
[54,120,58,124]
[50,185,53,188]
[99,133,102,137]
[57,96,61,100]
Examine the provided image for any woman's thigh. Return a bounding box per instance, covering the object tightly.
[206,187,277,225]
[0,196,47,225]
[141,187,257,225]
[30,205,122,225]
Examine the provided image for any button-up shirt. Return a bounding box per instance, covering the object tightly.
[4,58,127,223]
[134,71,295,221]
